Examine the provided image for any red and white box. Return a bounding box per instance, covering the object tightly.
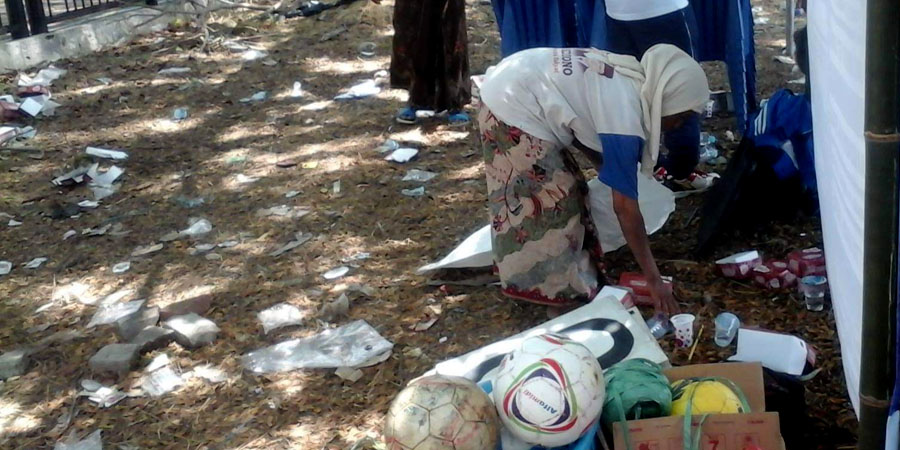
[788,248,826,277]
[752,260,798,289]
[716,250,762,279]
[617,272,673,307]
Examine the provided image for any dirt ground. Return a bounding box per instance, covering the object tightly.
[0,0,857,448]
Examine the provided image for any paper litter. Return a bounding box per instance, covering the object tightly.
[323,266,350,280]
[258,303,306,334]
[385,148,419,163]
[334,80,380,100]
[402,169,438,182]
[241,320,393,373]
[24,257,47,269]
[85,147,128,160]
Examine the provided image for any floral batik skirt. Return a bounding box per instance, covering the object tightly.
[478,105,603,306]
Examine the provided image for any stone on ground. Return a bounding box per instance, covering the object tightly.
[131,326,176,353]
[0,349,30,380]
[115,306,160,341]
[89,343,140,374]
[159,295,213,320]
[163,313,220,348]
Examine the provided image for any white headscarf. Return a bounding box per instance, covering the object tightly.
[585,44,710,174]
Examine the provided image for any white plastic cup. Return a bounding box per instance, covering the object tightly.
[714,312,740,347]
[670,314,696,348]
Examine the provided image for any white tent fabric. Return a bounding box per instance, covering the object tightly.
[809,0,866,416]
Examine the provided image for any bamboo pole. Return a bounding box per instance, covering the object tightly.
[860,0,900,447]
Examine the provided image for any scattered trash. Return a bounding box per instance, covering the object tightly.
[18,65,67,87]
[218,240,239,248]
[788,77,807,85]
[342,252,371,263]
[290,81,303,98]
[616,272,673,307]
[385,147,419,163]
[646,313,672,339]
[439,337,448,344]
[670,313,696,348]
[54,429,102,450]
[377,139,400,153]
[0,349,30,379]
[132,243,164,257]
[269,232,313,257]
[402,169,438,182]
[78,382,127,408]
[188,364,228,384]
[51,165,92,186]
[242,320,394,373]
[401,186,426,197]
[262,58,278,66]
[256,205,311,219]
[725,130,736,142]
[320,293,350,320]
[0,261,12,276]
[89,343,140,373]
[172,108,189,121]
[332,180,342,195]
[335,366,364,382]
[716,250,761,279]
[158,67,191,75]
[334,80,380,101]
[235,173,259,184]
[63,230,77,240]
[323,266,350,280]
[285,190,300,198]
[752,260,797,289]
[87,164,124,200]
[87,300,145,328]
[799,275,828,311]
[24,257,47,269]
[358,42,376,57]
[258,303,306,334]
[83,223,112,237]
[8,219,22,227]
[179,218,213,237]
[412,304,441,332]
[85,146,129,160]
[773,55,796,65]
[142,360,184,397]
[239,91,268,103]
[787,247,826,277]
[112,262,131,274]
[96,77,112,85]
[240,49,268,61]
[714,312,740,347]
[173,195,205,209]
[189,243,216,255]
[276,159,297,168]
[205,253,222,261]
[416,226,492,273]
[699,132,719,164]
[730,328,811,376]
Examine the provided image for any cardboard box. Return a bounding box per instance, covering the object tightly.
[613,362,785,450]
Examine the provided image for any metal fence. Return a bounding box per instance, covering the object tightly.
[3,0,154,39]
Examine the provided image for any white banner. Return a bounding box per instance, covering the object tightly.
[809,0,866,416]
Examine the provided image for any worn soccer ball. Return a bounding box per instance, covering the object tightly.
[384,375,500,450]
[493,334,606,447]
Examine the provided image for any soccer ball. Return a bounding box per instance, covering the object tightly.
[384,375,500,450]
[493,334,605,447]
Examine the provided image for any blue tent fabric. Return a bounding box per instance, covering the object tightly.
[492,0,580,57]
[490,0,756,133]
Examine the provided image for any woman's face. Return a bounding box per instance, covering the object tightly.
[661,111,697,131]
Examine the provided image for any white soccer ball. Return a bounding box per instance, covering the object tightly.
[493,334,606,447]
[384,375,500,450]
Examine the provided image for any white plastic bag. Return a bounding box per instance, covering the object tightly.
[587,173,676,252]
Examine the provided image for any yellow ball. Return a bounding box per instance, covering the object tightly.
[670,380,744,416]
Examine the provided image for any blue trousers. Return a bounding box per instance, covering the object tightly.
[606,7,701,179]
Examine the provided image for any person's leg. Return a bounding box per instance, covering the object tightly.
[628,6,700,58]
[604,14,640,57]
[404,0,440,115]
[660,114,700,180]
[436,0,472,124]
[478,105,601,306]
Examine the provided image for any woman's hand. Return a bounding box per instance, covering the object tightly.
[648,277,679,317]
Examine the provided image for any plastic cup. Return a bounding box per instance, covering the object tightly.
[714,312,740,347]
[646,313,672,339]
[800,276,828,311]
[670,314,696,348]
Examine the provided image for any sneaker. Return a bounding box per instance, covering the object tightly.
[670,170,720,192]
[654,167,670,182]
[447,111,470,127]
[396,107,417,125]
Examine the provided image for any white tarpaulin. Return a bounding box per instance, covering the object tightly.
[809,0,866,416]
